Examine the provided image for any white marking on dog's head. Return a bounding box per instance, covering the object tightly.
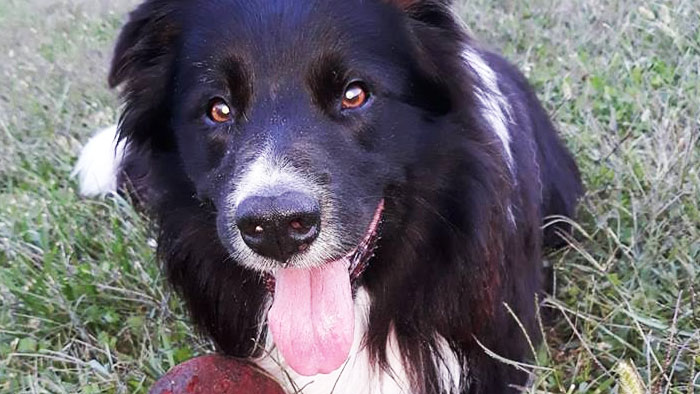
[221,146,344,272]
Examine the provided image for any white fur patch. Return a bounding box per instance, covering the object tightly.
[461,48,514,171]
[223,147,345,272]
[256,288,409,394]
[433,336,465,392]
[256,288,463,393]
[71,125,126,197]
[462,47,517,226]
[230,147,312,208]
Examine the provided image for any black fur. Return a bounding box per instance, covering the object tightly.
[110,0,582,392]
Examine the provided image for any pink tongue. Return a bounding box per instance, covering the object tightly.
[268,259,354,376]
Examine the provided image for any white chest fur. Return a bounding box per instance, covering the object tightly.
[256,289,411,394]
[256,288,463,394]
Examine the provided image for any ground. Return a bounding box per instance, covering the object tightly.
[0,0,698,393]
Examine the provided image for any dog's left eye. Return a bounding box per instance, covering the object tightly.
[208,98,233,123]
[342,82,369,110]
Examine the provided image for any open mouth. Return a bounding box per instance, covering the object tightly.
[265,200,384,376]
[348,199,384,282]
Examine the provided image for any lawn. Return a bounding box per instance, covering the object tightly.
[0,0,698,393]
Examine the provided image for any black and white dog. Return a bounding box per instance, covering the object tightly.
[74,0,582,392]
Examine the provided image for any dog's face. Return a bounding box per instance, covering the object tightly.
[153,0,453,273]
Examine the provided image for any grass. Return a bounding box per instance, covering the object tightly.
[0,0,698,392]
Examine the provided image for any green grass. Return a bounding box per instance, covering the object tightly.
[1,0,698,392]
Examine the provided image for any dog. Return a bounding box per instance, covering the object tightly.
[74,0,582,392]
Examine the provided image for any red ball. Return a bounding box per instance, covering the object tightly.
[149,355,286,394]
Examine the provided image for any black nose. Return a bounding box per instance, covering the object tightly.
[235,191,321,262]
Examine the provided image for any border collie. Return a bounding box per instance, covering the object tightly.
[74,0,582,392]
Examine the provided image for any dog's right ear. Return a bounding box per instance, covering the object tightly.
[109,0,180,88]
[109,0,181,149]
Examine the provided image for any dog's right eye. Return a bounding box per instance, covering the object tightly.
[207,98,233,123]
[342,82,369,110]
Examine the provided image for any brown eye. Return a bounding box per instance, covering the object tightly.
[208,99,232,123]
[341,82,369,110]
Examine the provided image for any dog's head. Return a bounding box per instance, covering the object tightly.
[111,0,467,273]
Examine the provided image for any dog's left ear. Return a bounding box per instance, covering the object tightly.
[383,0,452,12]
[109,0,180,89]
[381,0,467,116]
[382,0,458,33]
